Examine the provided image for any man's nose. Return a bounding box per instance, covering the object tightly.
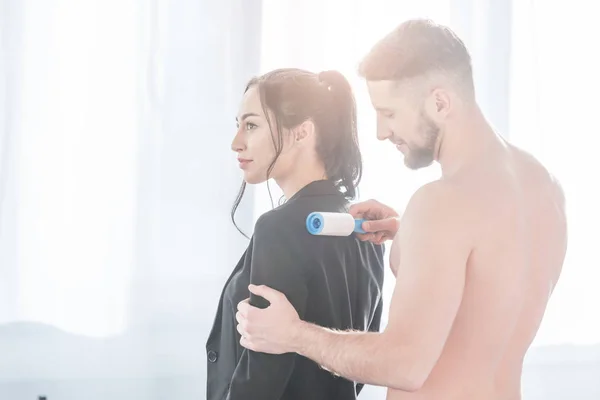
[376,121,392,141]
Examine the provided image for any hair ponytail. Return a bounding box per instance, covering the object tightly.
[316,70,362,199]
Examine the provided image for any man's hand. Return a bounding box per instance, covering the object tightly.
[236,284,302,355]
[349,199,401,245]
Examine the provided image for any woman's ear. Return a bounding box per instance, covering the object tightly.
[293,120,316,143]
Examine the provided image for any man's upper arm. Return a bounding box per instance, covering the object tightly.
[227,213,309,400]
[384,182,473,383]
[355,297,384,396]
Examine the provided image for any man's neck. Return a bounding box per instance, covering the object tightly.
[437,106,503,178]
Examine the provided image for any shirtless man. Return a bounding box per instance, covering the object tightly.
[235,19,567,399]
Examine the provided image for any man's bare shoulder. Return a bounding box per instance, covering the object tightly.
[510,144,566,207]
[400,180,475,237]
[404,179,472,217]
[549,172,566,209]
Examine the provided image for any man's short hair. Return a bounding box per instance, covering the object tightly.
[358,19,474,96]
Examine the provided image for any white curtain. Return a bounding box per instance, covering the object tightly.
[508,3,600,397]
[510,0,600,346]
[0,0,140,335]
[0,0,261,399]
[258,0,600,398]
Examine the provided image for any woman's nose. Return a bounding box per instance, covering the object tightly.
[231,130,245,152]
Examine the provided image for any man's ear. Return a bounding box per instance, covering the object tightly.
[293,119,316,143]
[424,88,451,122]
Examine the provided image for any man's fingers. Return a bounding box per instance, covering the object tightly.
[348,199,380,218]
[235,310,246,325]
[237,299,253,317]
[355,232,374,242]
[356,231,387,244]
[362,217,400,234]
[236,311,255,337]
[248,284,284,303]
[236,321,246,337]
[240,336,256,352]
[373,231,385,243]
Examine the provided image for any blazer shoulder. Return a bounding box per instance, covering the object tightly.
[253,193,351,245]
[253,206,301,243]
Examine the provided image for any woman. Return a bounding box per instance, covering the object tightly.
[206,68,385,400]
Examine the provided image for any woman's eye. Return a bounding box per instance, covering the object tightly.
[246,122,257,130]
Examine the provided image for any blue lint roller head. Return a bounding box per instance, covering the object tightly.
[306,212,366,236]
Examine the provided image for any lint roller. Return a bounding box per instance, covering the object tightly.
[306,212,366,236]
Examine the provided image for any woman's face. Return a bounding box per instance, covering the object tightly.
[231,86,295,184]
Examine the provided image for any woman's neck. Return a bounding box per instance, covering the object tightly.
[275,165,327,200]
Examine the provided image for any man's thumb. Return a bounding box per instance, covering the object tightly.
[362,217,398,233]
[248,284,281,303]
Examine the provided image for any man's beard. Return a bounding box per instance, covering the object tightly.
[404,112,439,170]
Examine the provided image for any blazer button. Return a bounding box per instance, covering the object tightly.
[207,350,218,363]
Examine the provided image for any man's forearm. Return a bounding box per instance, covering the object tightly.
[290,321,422,391]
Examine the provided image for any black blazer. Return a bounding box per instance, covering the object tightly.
[206,180,385,400]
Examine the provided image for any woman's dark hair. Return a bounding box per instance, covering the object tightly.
[231,68,362,238]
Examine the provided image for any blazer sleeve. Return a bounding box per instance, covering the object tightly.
[226,214,309,400]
